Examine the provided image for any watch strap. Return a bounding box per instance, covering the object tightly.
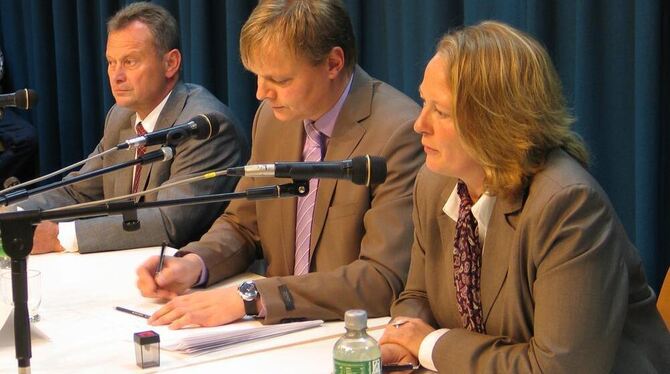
[243,298,259,317]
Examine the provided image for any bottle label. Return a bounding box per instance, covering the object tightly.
[334,358,381,374]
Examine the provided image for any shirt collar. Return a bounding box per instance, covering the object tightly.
[303,73,354,138]
[443,183,497,242]
[134,90,173,133]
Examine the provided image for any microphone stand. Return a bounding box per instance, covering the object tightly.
[0,179,309,372]
[0,146,174,207]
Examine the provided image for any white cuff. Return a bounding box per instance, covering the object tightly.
[418,328,449,372]
[57,222,79,252]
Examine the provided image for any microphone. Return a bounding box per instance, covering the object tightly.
[116,112,224,150]
[0,89,38,109]
[226,155,387,186]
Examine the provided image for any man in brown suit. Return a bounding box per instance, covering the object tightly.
[379,21,670,372]
[136,0,423,327]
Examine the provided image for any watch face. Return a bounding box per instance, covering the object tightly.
[239,281,258,300]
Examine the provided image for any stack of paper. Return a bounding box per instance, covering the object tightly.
[158,318,324,354]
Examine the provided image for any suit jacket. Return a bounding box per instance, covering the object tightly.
[18,82,248,253]
[182,67,424,324]
[0,108,37,181]
[392,150,670,373]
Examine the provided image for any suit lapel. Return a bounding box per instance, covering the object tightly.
[136,83,188,195]
[309,68,370,259]
[436,183,460,322]
[114,115,138,196]
[481,193,523,323]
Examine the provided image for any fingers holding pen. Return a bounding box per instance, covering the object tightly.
[380,317,435,357]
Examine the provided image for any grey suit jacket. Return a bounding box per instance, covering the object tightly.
[18,82,248,253]
[392,150,670,373]
[181,67,424,324]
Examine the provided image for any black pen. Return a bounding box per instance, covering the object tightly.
[155,241,167,276]
[382,362,420,372]
[115,306,150,319]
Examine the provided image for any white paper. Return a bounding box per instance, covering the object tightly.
[117,303,324,354]
[0,306,49,348]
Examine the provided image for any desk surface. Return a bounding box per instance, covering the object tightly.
[0,248,389,373]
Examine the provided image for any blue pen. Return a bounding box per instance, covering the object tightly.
[155,242,167,276]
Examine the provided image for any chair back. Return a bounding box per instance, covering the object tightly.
[658,268,670,329]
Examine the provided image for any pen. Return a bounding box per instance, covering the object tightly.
[115,306,150,319]
[155,241,167,276]
[382,362,420,372]
[390,319,408,328]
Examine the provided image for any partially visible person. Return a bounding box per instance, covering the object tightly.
[0,46,38,188]
[10,3,247,253]
[379,21,670,372]
[136,0,423,328]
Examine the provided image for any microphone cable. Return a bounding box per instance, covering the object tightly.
[45,168,230,212]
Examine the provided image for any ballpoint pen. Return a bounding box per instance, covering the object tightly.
[155,241,167,276]
[382,362,420,372]
[390,319,408,328]
[115,306,150,319]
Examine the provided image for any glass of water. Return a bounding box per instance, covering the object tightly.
[1,269,42,322]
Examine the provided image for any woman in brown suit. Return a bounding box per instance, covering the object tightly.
[379,21,669,373]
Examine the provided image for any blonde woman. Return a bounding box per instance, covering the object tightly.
[380,21,669,373]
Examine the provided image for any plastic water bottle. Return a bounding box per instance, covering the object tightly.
[333,309,382,374]
[0,229,10,269]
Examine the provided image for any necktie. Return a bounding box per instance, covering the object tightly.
[132,122,147,194]
[453,180,485,333]
[294,122,324,276]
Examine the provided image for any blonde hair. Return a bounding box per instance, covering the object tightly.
[437,21,588,198]
[240,0,356,72]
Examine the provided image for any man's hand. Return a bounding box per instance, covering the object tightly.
[380,343,418,373]
[379,317,435,357]
[148,286,245,329]
[31,221,64,254]
[136,254,203,299]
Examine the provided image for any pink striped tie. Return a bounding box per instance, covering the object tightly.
[294,122,324,275]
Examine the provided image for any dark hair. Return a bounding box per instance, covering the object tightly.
[107,2,179,55]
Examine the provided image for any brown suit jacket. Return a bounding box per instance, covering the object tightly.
[392,150,670,373]
[182,67,424,324]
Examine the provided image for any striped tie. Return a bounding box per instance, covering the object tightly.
[132,122,147,194]
[294,122,324,276]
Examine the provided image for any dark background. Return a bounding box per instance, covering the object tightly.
[0,0,667,289]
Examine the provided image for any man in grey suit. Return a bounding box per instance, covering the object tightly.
[11,3,247,254]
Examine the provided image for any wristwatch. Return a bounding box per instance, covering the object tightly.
[238,281,259,317]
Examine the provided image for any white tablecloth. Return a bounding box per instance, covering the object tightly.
[0,248,389,373]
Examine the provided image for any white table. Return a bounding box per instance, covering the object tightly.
[0,248,389,373]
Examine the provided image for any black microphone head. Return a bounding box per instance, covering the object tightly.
[191,112,224,140]
[351,155,387,186]
[13,89,38,109]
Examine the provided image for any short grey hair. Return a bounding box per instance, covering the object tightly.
[107,2,179,55]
